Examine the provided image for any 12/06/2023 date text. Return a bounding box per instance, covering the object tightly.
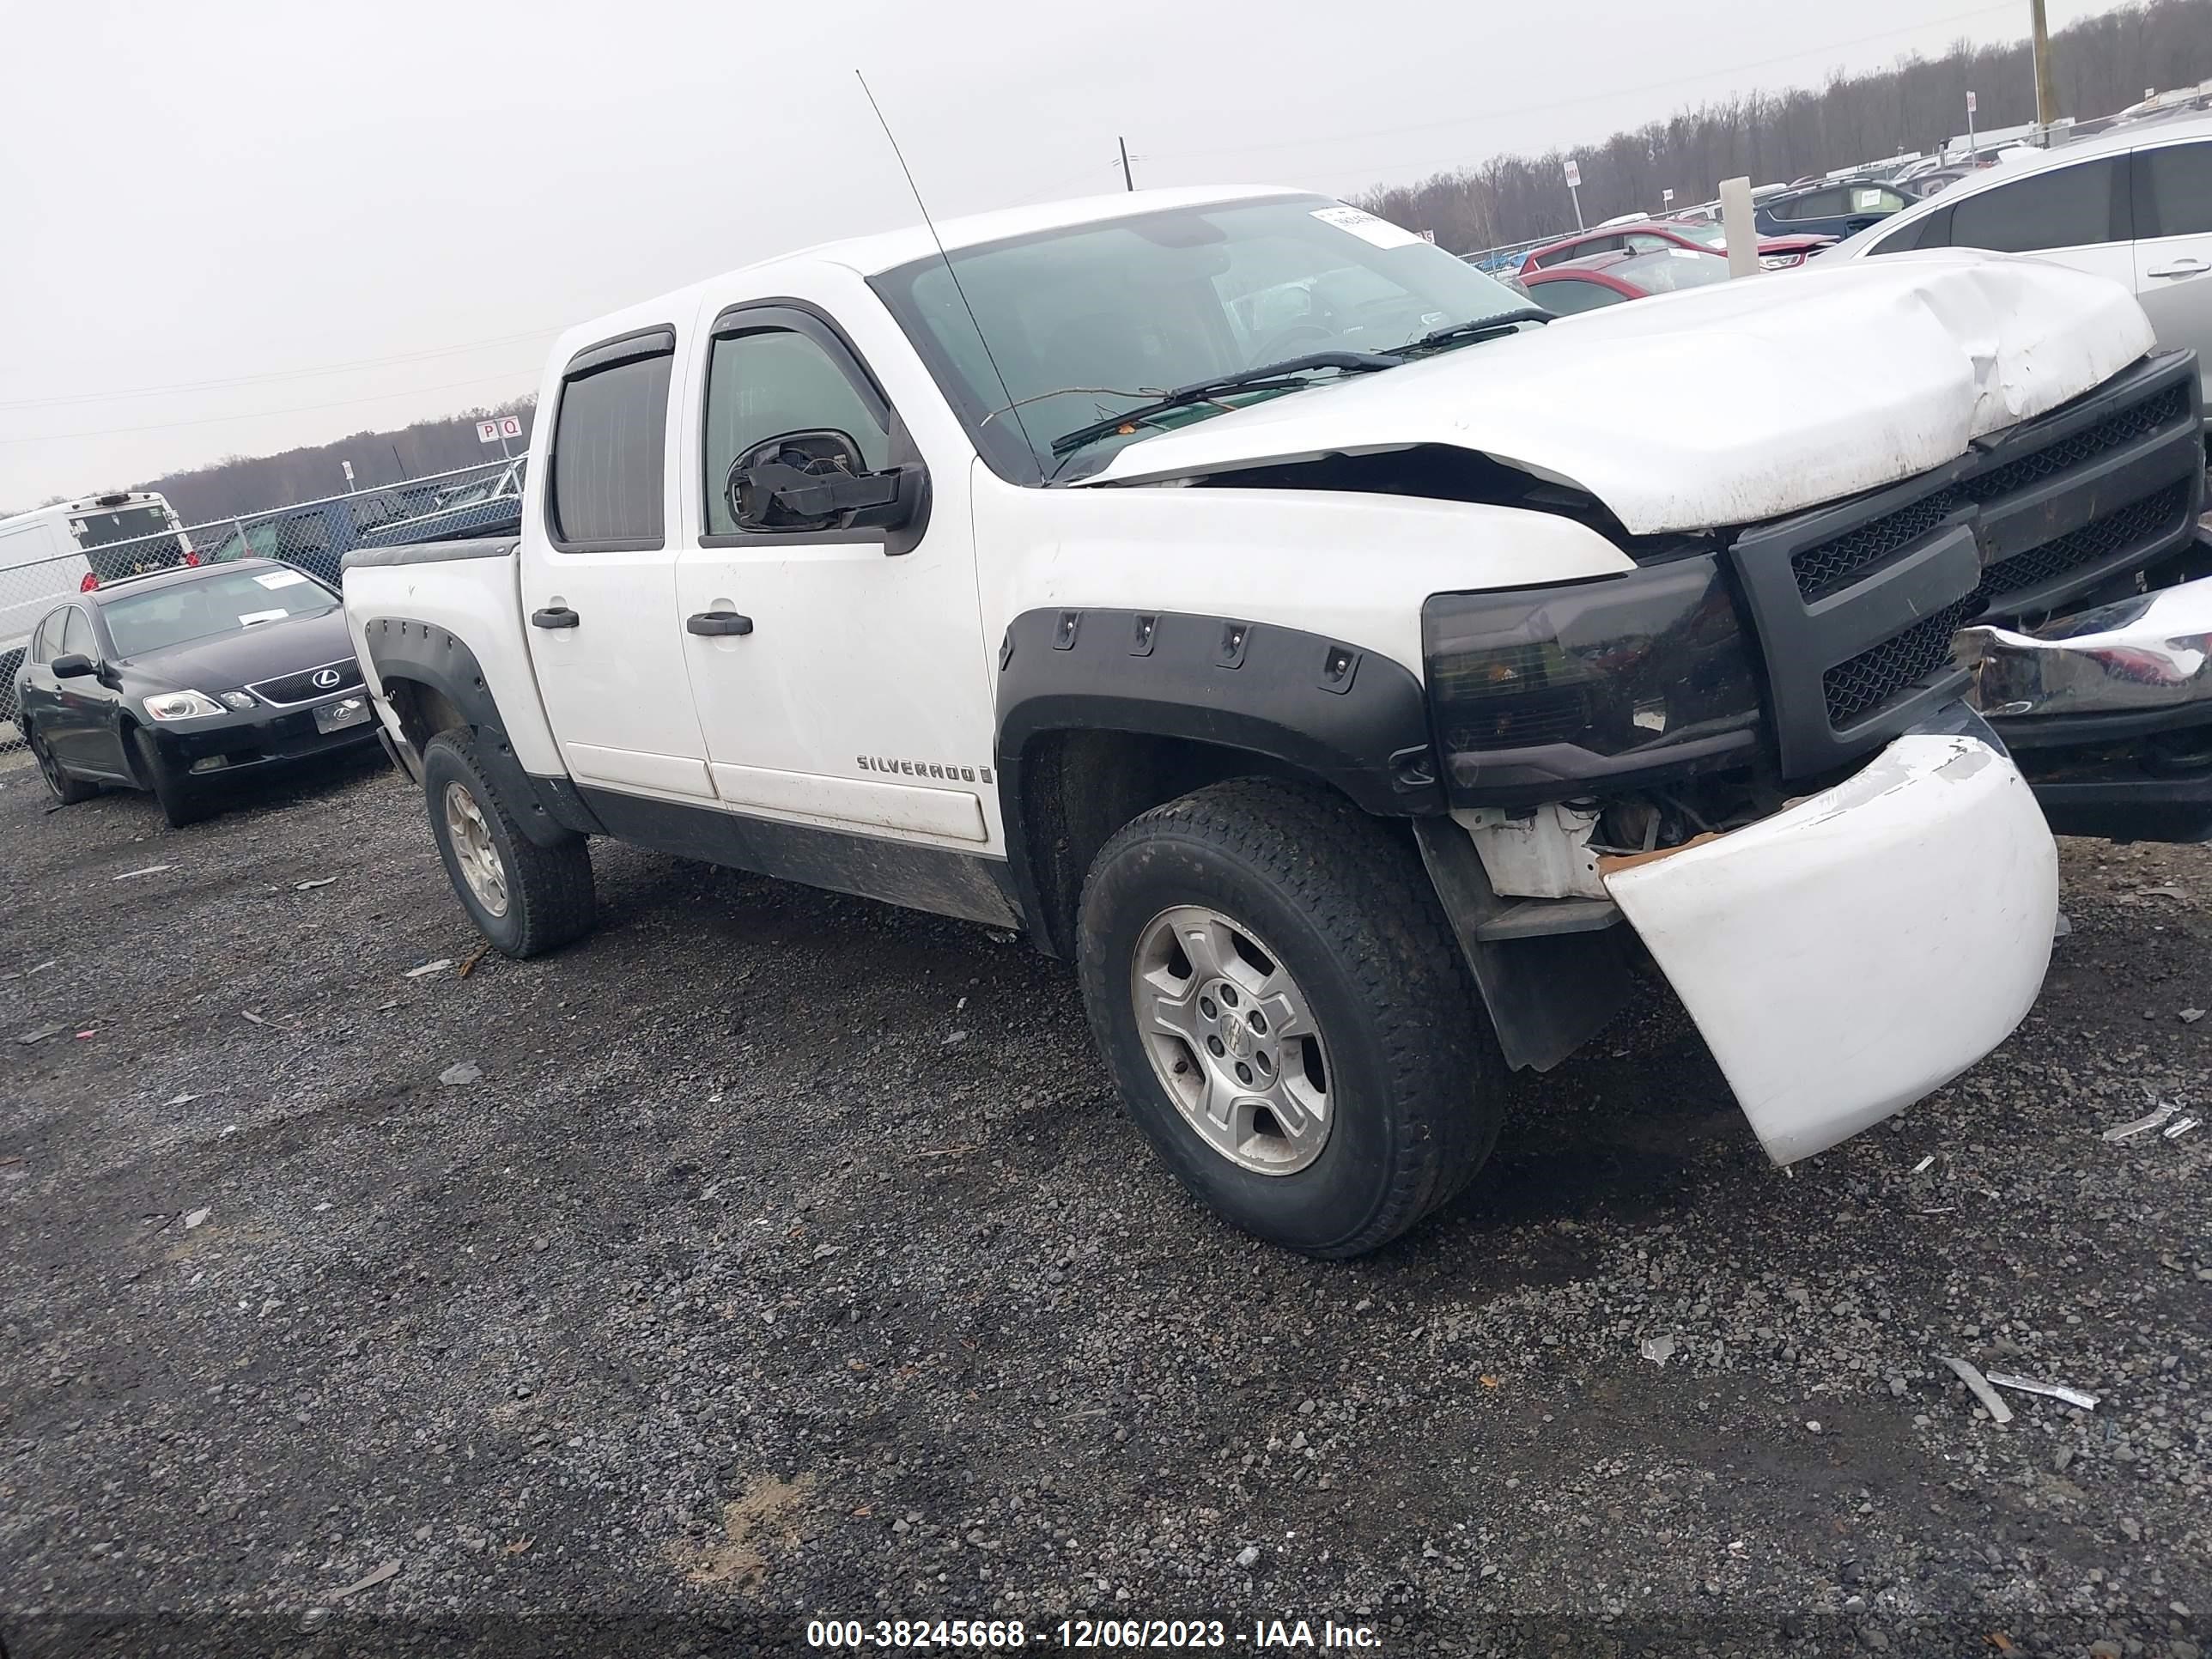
[805,1617,1385,1650]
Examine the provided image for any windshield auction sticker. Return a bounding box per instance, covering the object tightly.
[1309,205,1423,250]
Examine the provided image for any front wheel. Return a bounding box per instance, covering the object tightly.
[421,730,595,957]
[131,727,215,828]
[1077,777,1504,1258]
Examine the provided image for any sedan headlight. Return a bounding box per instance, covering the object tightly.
[1422,555,1765,805]
[142,690,228,721]
[218,690,257,711]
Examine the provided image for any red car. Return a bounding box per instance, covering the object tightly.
[1517,246,1733,313]
[1521,219,1833,275]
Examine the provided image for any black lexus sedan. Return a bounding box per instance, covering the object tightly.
[12,558,377,827]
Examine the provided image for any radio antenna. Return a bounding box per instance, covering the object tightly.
[854,71,1042,473]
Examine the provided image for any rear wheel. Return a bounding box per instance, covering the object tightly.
[1076,777,1504,1258]
[421,729,595,957]
[27,720,97,805]
[131,727,215,828]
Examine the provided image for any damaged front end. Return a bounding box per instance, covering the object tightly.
[1413,349,2209,1162]
[1956,544,2212,842]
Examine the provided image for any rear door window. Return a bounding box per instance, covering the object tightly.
[33,609,65,661]
[1947,157,2127,252]
[1870,207,1951,254]
[2136,140,2212,237]
[547,331,676,550]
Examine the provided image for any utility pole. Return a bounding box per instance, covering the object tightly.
[2030,0,2059,131]
[1118,136,1134,192]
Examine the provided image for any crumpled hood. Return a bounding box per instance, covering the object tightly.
[1079,251,2156,535]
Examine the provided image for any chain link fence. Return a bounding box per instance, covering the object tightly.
[0,456,523,759]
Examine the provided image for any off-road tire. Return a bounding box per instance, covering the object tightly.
[26,720,97,805]
[1077,776,1505,1258]
[421,729,595,958]
[131,727,216,828]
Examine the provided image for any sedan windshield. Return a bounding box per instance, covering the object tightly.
[101,567,337,657]
[872,195,1531,479]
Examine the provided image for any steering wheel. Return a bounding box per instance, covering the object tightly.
[1247,320,1334,368]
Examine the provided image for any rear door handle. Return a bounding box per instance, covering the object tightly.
[531,605,580,629]
[2147,257,2210,278]
[687,611,754,637]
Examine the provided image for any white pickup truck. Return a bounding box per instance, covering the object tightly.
[344,186,2211,1257]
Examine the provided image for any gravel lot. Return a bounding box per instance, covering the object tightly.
[2,749,2208,1657]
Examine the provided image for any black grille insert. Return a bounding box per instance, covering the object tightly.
[246,659,365,706]
[1973,480,2193,615]
[1821,598,1979,729]
[1960,382,2191,504]
[1790,489,1962,601]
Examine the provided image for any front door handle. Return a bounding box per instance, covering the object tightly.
[687,611,754,637]
[2148,257,2210,278]
[531,605,580,629]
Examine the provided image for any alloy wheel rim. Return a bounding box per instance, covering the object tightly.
[1128,904,1332,1176]
[442,781,510,918]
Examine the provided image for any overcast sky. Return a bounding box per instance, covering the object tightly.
[0,0,2124,510]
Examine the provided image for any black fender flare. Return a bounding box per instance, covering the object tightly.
[360,617,603,846]
[994,605,1444,957]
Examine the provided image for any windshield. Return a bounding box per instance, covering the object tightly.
[101,567,336,657]
[1671,222,1728,250]
[872,195,1532,480]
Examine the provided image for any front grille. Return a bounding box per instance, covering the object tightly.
[1959,381,2191,503]
[1791,489,1961,601]
[1972,479,2193,613]
[1724,351,2203,778]
[246,658,364,707]
[1822,597,1979,728]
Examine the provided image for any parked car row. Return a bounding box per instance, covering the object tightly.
[1522,218,1834,272]
[1486,114,2212,420]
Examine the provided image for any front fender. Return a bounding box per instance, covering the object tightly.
[360,617,602,846]
[994,605,1443,957]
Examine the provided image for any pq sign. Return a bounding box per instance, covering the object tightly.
[477,420,501,445]
[499,415,523,440]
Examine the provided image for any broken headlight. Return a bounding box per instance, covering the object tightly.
[1422,554,1765,805]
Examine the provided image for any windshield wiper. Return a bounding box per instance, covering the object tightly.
[1046,350,1402,462]
[1399,307,1553,353]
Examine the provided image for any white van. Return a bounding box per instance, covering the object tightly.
[0,489,189,723]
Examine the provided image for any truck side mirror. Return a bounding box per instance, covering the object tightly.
[51,653,94,679]
[726,429,925,537]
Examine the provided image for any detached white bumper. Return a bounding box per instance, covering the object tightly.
[1604,733,2057,1164]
